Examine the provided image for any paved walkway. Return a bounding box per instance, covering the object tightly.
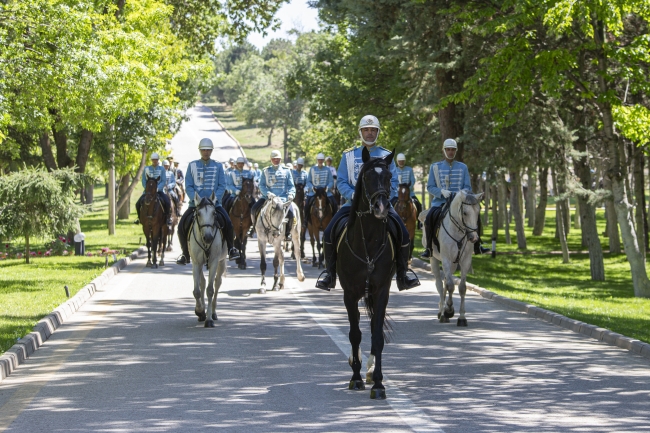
[1,106,649,432]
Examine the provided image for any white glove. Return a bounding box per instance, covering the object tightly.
[267,192,276,199]
[441,189,451,198]
[235,190,240,196]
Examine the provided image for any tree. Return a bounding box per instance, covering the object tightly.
[0,167,85,263]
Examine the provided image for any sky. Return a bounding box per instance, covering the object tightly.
[247,0,321,49]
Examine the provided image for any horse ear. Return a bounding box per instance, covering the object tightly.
[283,200,292,208]
[210,191,216,203]
[476,192,484,201]
[155,176,160,182]
[385,149,395,166]
[362,146,370,163]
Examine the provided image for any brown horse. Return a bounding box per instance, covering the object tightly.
[229,177,255,269]
[164,187,179,252]
[308,187,334,269]
[293,183,307,259]
[395,183,417,262]
[140,176,168,268]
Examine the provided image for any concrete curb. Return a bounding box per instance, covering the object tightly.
[198,103,246,161]
[410,257,650,362]
[0,246,147,383]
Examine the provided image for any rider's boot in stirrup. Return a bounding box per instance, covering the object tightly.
[285,217,293,241]
[315,241,336,291]
[228,248,240,261]
[396,244,420,291]
[420,248,431,259]
[177,241,190,265]
[474,242,490,255]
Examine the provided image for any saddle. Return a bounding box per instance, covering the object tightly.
[425,195,453,251]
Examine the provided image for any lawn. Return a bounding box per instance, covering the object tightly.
[412,208,650,344]
[203,102,284,166]
[0,184,144,355]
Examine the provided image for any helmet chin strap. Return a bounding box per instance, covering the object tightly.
[359,130,379,146]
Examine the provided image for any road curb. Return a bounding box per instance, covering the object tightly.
[0,246,147,383]
[410,257,650,362]
[198,102,246,161]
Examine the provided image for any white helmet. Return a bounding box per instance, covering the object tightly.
[198,138,214,150]
[316,153,325,160]
[296,157,305,165]
[443,138,458,149]
[396,153,406,162]
[236,156,245,164]
[358,115,380,145]
[229,158,235,163]
[162,160,170,166]
[325,156,332,161]
[254,163,259,168]
[151,152,160,160]
[270,150,282,159]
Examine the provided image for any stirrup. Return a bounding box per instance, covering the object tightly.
[176,254,189,265]
[420,249,431,259]
[228,248,240,261]
[315,270,333,291]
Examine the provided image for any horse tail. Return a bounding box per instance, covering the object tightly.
[362,294,394,344]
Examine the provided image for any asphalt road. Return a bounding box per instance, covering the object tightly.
[1,106,649,432]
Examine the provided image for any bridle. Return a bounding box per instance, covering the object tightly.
[441,195,480,264]
[311,189,332,228]
[232,179,254,236]
[260,199,288,238]
[189,198,222,262]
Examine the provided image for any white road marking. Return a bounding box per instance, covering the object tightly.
[289,283,446,433]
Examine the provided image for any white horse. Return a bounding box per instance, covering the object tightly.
[256,194,305,294]
[189,193,228,328]
[421,190,483,326]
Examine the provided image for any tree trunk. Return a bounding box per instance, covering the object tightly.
[436,67,464,162]
[603,176,621,253]
[500,175,511,245]
[115,148,147,212]
[483,173,490,226]
[498,174,506,229]
[25,233,30,264]
[117,173,132,220]
[491,184,498,256]
[283,125,289,162]
[574,200,581,230]
[552,167,570,263]
[84,182,94,206]
[526,167,536,228]
[510,170,527,249]
[52,125,73,168]
[267,125,274,147]
[39,132,58,171]
[633,143,646,258]
[533,166,548,235]
[75,130,93,173]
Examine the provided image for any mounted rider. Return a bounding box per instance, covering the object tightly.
[223,156,256,213]
[173,160,185,198]
[421,138,489,258]
[315,115,420,291]
[135,153,172,226]
[391,153,423,228]
[162,159,182,217]
[175,138,240,265]
[249,150,297,241]
[305,153,338,224]
[291,158,309,190]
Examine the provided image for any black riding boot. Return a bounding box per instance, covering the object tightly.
[315,241,336,291]
[285,216,294,241]
[176,210,193,265]
[224,224,240,261]
[396,243,420,291]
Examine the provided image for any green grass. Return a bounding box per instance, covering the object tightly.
[413,208,650,344]
[0,184,145,355]
[203,102,284,167]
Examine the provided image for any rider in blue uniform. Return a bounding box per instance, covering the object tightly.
[305,153,338,224]
[163,159,181,216]
[250,150,297,241]
[390,153,423,228]
[315,115,420,291]
[291,158,309,190]
[135,152,172,226]
[175,138,240,265]
[421,138,489,258]
[223,156,256,213]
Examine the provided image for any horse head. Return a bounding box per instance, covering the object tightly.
[144,176,160,205]
[357,146,393,220]
[195,192,217,244]
[397,183,411,202]
[450,190,483,244]
[264,195,290,238]
[241,177,255,202]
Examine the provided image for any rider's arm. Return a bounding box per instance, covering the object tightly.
[225,171,233,194]
[462,164,472,193]
[337,155,354,201]
[141,169,147,189]
[326,168,334,192]
[409,167,416,189]
[158,168,166,192]
[427,163,443,198]
[185,164,195,201]
[285,169,296,202]
[215,163,226,204]
[259,169,269,197]
[388,159,398,200]
[306,167,314,193]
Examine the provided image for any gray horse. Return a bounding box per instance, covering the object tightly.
[421,190,483,326]
[255,195,305,294]
[189,193,228,328]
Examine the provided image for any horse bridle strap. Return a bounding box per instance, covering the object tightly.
[189,200,223,262]
[260,201,288,236]
[441,199,479,264]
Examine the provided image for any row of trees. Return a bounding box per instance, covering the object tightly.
[213,1,650,298]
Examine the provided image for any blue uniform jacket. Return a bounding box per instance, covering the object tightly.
[396,166,417,197]
[307,165,334,197]
[292,169,309,187]
[142,165,166,193]
[185,159,226,208]
[226,168,254,194]
[260,165,296,202]
[427,160,472,208]
[337,145,398,206]
[164,168,176,190]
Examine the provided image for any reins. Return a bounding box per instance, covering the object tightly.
[440,197,480,264]
[189,198,222,264]
[260,200,287,238]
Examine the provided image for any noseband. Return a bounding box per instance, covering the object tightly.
[261,201,287,238]
[191,198,222,261]
[442,196,480,264]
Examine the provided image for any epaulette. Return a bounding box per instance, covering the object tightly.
[343,146,356,153]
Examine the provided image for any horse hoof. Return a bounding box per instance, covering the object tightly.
[366,372,374,384]
[146,262,152,268]
[272,286,279,291]
[444,308,455,318]
[197,314,206,322]
[457,318,468,327]
[212,313,218,321]
[204,319,214,328]
[152,263,158,269]
[370,387,386,399]
[349,380,365,390]
[258,288,266,294]
[312,262,318,267]
[437,312,441,320]
[439,316,450,323]
[159,260,164,266]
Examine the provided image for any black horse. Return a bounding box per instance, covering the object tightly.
[338,147,396,400]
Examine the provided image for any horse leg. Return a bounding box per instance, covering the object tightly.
[193,262,206,322]
[159,230,166,266]
[310,227,317,267]
[432,257,446,322]
[317,233,324,269]
[369,288,389,399]
[258,239,267,294]
[272,248,280,291]
[146,237,153,267]
[300,224,306,259]
[457,267,468,327]
[240,236,247,270]
[343,293,364,391]
[211,258,227,322]
[151,235,158,269]
[441,259,455,321]
[204,255,219,328]
[292,223,305,282]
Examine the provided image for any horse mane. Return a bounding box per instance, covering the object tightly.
[348,156,388,228]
